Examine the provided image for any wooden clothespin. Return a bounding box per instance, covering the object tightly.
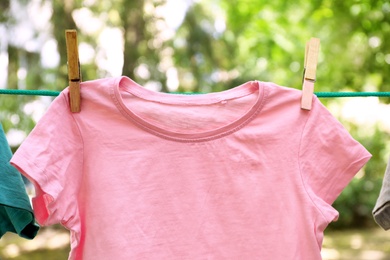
[65,30,81,113]
[301,38,320,110]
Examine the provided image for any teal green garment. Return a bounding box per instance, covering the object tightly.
[0,124,39,239]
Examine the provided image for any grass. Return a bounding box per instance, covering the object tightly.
[323,228,390,260]
[0,225,70,260]
[1,226,390,259]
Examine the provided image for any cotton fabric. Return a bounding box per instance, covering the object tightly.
[11,76,371,259]
[373,156,390,230]
[0,123,39,239]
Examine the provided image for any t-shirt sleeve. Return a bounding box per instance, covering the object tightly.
[10,91,83,227]
[299,96,371,213]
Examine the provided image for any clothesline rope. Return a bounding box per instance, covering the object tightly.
[1,89,390,98]
[0,89,60,96]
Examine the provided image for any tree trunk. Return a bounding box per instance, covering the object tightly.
[120,0,146,79]
[51,0,78,89]
[7,45,19,89]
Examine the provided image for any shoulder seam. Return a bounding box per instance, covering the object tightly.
[297,97,330,223]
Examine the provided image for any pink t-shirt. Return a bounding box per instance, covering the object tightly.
[11,76,371,260]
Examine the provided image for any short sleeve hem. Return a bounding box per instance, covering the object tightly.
[11,148,62,226]
[298,96,372,223]
[324,154,371,205]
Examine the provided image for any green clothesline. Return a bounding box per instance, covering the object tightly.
[1,89,390,98]
[0,89,60,96]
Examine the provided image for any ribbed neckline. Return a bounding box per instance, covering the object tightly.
[110,76,267,142]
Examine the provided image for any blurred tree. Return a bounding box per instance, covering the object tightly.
[120,0,146,79]
[51,0,79,89]
[0,0,10,23]
[172,3,226,92]
[119,0,169,91]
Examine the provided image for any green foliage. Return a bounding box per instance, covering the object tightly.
[331,126,389,229]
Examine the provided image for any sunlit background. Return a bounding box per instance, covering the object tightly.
[1,0,390,259]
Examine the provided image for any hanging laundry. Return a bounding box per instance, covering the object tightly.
[0,123,39,239]
[11,76,371,260]
[373,156,390,230]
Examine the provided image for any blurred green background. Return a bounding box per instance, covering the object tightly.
[1,0,390,259]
